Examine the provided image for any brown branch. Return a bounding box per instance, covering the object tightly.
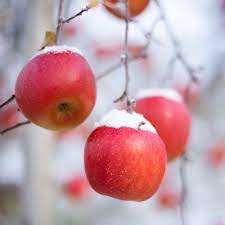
[154,0,199,83]
[0,95,15,109]
[0,121,31,135]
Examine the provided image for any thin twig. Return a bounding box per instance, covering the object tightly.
[0,120,31,135]
[0,95,15,109]
[154,0,199,83]
[63,6,90,23]
[114,0,133,112]
[96,14,161,82]
[96,52,147,81]
[56,2,91,44]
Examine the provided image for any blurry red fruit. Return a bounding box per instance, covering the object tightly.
[134,89,191,161]
[63,175,90,200]
[208,142,225,168]
[157,184,181,209]
[0,105,19,129]
[175,81,201,105]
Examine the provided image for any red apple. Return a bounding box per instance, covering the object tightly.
[84,110,166,201]
[104,0,150,18]
[207,142,225,168]
[134,89,191,161]
[63,175,90,200]
[15,46,96,131]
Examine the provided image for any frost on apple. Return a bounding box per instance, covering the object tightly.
[32,45,84,59]
[95,109,157,133]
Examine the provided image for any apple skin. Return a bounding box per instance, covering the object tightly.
[134,96,191,161]
[15,49,96,131]
[104,0,150,18]
[63,175,90,200]
[84,126,166,201]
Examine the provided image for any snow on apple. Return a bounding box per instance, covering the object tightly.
[84,109,167,201]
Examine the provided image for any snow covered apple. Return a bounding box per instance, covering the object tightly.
[134,88,191,161]
[84,110,167,201]
[104,0,150,18]
[15,46,96,131]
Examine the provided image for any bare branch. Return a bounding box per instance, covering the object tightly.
[63,6,91,24]
[114,0,133,112]
[55,0,66,44]
[0,120,31,135]
[0,95,15,109]
[96,52,147,81]
[55,1,92,44]
[154,0,199,83]
[96,14,162,82]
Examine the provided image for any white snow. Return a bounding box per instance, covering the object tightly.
[32,45,83,59]
[95,109,157,133]
[136,88,183,102]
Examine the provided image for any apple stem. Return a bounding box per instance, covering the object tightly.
[0,120,31,135]
[0,94,15,110]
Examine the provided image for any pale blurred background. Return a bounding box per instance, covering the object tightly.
[0,0,225,225]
